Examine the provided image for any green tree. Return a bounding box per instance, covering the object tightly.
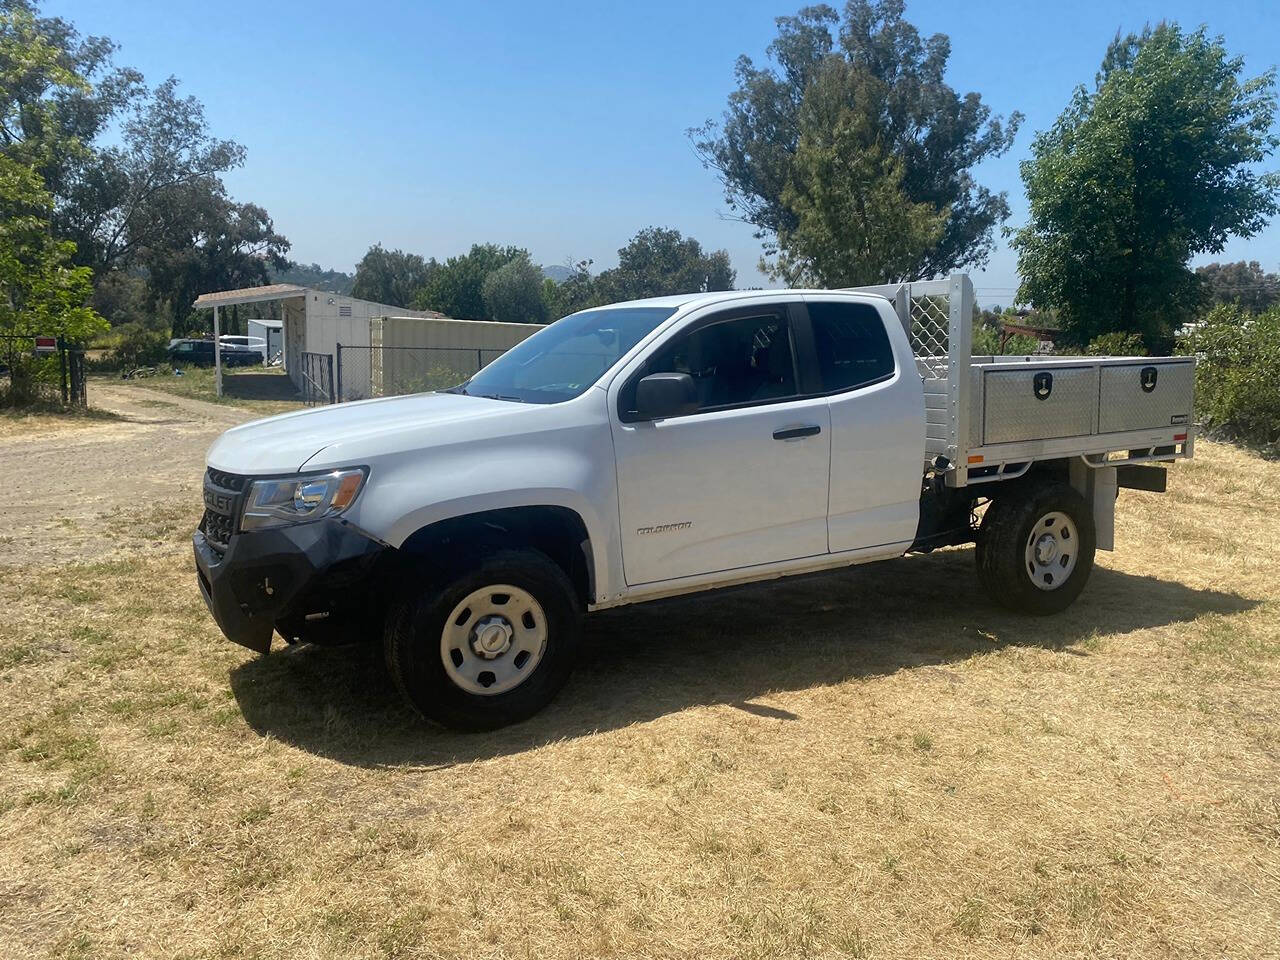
[541,258,604,319]
[1195,260,1280,314]
[415,243,526,319]
[482,253,549,324]
[770,59,947,285]
[1013,24,1280,349]
[142,195,289,329]
[691,0,1019,282]
[0,1,142,196]
[272,261,354,294]
[0,153,104,398]
[3,3,289,334]
[55,76,247,276]
[597,227,734,300]
[1181,303,1280,447]
[352,244,436,308]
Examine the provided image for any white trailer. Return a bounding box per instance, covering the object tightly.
[246,318,283,364]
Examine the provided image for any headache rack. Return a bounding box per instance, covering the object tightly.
[847,275,1196,488]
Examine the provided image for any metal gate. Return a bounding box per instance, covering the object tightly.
[300,351,334,405]
[61,340,86,405]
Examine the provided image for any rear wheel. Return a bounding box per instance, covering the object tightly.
[976,482,1096,615]
[384,548,581,730]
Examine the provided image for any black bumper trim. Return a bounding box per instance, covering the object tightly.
[193,518,384,654]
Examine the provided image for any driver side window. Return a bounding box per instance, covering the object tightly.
[640,313,797,413]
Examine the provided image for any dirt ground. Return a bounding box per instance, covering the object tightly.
[0,382,276,566]
[0,397,1277,960]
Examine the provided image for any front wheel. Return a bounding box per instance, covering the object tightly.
[976,482,1096,615]
[384,549,581,730]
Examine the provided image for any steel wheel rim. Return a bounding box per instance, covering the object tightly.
[1024,511,1079,591]
[440,584,548,696]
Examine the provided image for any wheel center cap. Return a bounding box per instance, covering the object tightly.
[1035,534,1058,565]
[472,616,513,659]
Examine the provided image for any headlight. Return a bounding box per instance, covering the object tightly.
[240,468,367,531]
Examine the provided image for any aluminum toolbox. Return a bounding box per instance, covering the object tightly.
[1097,359,1195,433]
[981,365,1098,444]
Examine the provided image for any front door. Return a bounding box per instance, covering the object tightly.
[609,304,831,586]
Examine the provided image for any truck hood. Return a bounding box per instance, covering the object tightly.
[205,392,525,474]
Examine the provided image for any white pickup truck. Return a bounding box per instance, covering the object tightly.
[194,275,1195,729]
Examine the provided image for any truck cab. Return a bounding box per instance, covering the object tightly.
[194,279,1193,729]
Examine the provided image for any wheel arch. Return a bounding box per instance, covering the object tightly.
[397,504,596,606]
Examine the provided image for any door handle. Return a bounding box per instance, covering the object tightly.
[773,424,822,441]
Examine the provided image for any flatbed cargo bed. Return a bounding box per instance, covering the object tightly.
[850,276,1195,487]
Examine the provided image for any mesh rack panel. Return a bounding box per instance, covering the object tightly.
[907,294,951,379]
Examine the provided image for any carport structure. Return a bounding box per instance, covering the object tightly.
[192,284,442,398]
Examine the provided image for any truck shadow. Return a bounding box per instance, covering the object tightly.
[228,549,1258,769]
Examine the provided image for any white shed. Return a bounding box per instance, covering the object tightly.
[192,284,444,396]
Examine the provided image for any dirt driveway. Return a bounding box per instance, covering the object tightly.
[0,383,273,566]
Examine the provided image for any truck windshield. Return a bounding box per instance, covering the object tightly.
[451,306,677,404]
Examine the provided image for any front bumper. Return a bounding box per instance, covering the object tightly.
[193,518,384,654]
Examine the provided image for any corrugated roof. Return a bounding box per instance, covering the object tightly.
[193,284,307,308]
[192,284,451,319]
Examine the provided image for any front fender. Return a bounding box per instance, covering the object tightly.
[343,423,625,601]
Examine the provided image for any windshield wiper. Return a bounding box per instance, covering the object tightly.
[476,393,525,403]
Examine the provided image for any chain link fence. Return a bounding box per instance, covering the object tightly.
[335,345,507,402]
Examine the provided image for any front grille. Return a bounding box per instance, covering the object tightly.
[201,468,249,553]
[200,509,235,551]
[207,469,249,493]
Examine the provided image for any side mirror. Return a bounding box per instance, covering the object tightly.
[635,372,698,420]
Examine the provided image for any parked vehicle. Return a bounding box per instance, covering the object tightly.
[194,275,1194,729]
[168,338,260,368]
[218,335,269,363]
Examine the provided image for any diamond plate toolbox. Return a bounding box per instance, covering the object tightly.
[982,365,1098,444]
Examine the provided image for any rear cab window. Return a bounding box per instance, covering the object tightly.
[806,301,896,392]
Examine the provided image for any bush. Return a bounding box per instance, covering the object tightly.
[1180,304,1280,450]
[0,353,63,407]
[972,324,1042,356]
[85,322,170,371]
[1085,331,1146,356]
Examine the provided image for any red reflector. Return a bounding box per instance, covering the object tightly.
[1174,433,1187,442]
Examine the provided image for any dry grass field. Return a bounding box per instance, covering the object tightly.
[0,417,1277,958]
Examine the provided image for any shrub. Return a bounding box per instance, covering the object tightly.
[0,353,62,406]
[85,323,170,371]
[1180,304,1280,450]
[972,324,1042,356]
[110,323,170,369]
[1085,331,1146,356]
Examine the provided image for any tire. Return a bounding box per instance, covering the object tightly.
[976,481,1096,615]
[384,548,581,730]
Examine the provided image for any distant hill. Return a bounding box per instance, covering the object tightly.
[541,264,573,283]
[271,261,355,294]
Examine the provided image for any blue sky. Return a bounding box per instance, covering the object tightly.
[44,0,1280,306]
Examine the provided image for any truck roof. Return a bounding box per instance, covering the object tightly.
[606,288,887,311]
